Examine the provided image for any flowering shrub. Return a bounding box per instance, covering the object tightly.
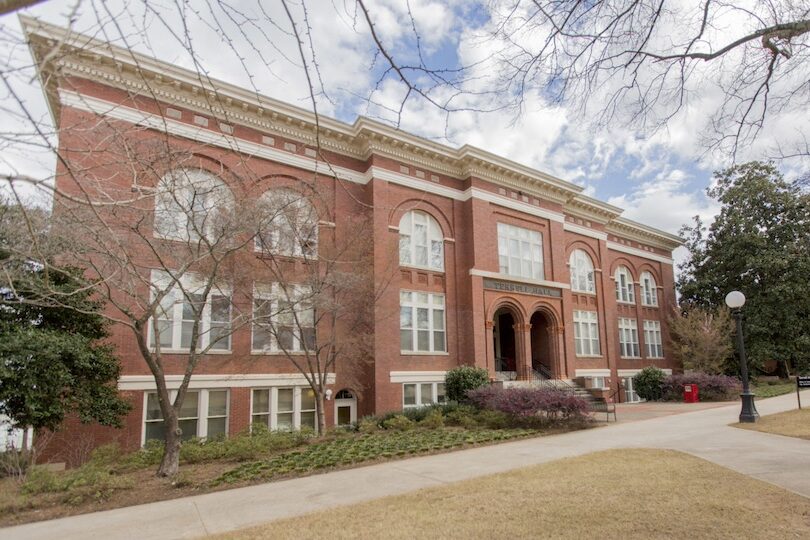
[466,386,590,420]
[662,373,740,402]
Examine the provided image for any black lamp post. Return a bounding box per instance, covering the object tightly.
[725,291,759,423]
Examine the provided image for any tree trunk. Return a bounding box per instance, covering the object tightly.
[316,392,326,436]
[157,411,181,477]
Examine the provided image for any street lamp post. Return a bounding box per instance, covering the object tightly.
[725,291,759,423]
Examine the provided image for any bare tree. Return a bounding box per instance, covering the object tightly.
[668,304,733,375]
[477,1,810,160]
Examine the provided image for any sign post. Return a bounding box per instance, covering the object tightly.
[797,376,810,409]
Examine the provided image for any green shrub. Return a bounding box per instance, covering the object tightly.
[357,416,380,433]
[420,409,445,429]
[474,409,511,429]
[634,366,666,401]
[381,415,414,431]
[444,407,479,429]
[445,366,490,402]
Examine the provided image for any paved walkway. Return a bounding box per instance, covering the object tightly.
[5,391,809,539]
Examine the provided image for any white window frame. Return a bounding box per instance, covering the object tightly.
[644,320,664,358]
[251,283,315,354]
[254,189,318,258]
[497,222,544,280]
[402,382,447,408]
[619,318,641,358]
[400,290,447,354]
[398,210,444,271]
[142,389,229,445]
[249,387,318,432]
[640,272,658,307]
[569,249,595,293]
[590,376,606,389]
[573,310,601,357]
[614,266,635,304]
[623,377,642,403]
[153,168,233,242]
[147,270,232,353]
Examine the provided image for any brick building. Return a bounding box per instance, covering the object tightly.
[24,18,681,460]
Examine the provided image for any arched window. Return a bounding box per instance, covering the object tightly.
[154,169,233,241]
[569,249,595,293]
[615,266,635,303]
[640,271,658,306]
[255,190,318,258]
[399,210,444,270]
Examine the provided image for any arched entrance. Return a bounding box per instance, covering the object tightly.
[334,389,357,426]
[493,306,518,379]
[530,311,554,378]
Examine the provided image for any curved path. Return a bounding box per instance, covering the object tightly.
[5,390,809,539]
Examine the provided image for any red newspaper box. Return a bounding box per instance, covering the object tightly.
[683,384,700,403]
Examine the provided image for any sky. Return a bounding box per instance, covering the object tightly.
[2,0,808,269]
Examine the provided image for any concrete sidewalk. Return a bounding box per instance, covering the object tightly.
[4,391,809,539]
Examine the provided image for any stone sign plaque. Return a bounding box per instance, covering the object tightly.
[483,277,562,298]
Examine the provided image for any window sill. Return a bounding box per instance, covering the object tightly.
[575,354,603,359]
[572,290,597,296]
[399,263,445,274]
[620,356,643,360]
[400,351,450,356]
[150,349,232,355]
[254,250,316,261]
[616,300,636,306]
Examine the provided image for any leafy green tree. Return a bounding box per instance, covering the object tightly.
[678,162,810,376]
[0,202,130,436]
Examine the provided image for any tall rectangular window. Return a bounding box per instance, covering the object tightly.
[497,223,543,280]
[644,320,664,358]
[402,382,446,408]
[148,270,232,352]
[251,389,271,428]
[252,284,315,353]
[400,291,446,353]
[250,387,317,432]
[573,310,600,356]
[143,389,226,444]
[619,318,640,358]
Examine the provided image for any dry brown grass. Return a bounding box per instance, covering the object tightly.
[734,407,810,440]
[219,449,810,540]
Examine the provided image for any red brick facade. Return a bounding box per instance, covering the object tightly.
[25,19,682,464]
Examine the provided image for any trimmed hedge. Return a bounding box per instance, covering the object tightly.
[466,386,590,420]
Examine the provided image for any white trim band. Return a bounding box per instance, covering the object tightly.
[563,223,608,241]
[118,373,336,390]
[607,242,674,265]
[617,368,673,377]
[574,369,611,377]
[389,371,448,383]
[470,269,571,290]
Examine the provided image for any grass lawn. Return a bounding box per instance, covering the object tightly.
[219,449,810,540]
[734,407,810,440]
[753,382,797,399]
